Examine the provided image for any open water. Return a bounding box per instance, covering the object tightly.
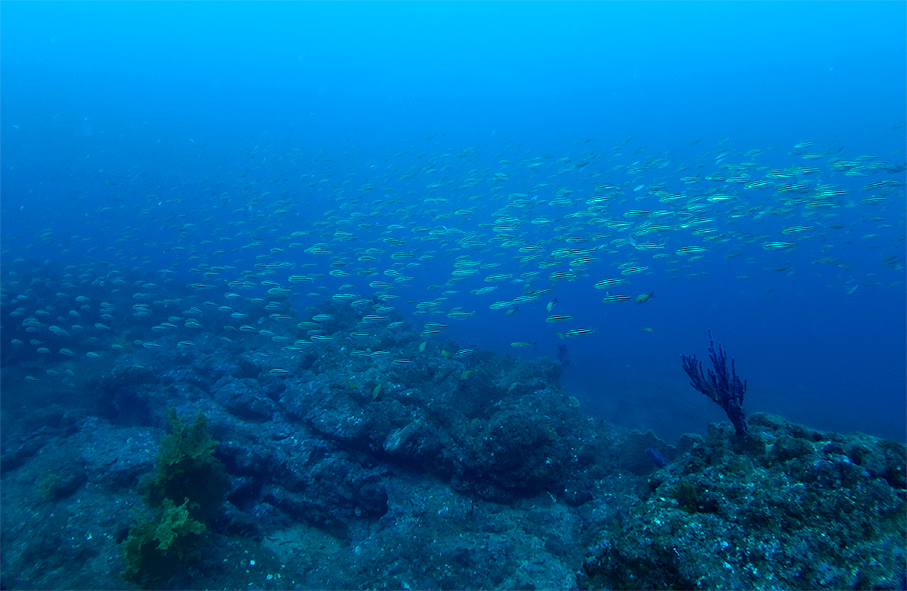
[3,1,905,444]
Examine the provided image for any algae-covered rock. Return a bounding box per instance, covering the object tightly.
[581,413,907,590]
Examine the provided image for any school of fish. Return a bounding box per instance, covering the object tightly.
[2,135,904,382]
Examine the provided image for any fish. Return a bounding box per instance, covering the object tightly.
[781,225,813,235]
[545,315,572,323]
[594,278,628,289]
[484,273,513,283]
[675,246,707,255]
[634,292,654,305]
[447,310,476,319]
[0,131,900,382]
[557,328,597,338]
[471,286,498,295]
[762,241,796,251]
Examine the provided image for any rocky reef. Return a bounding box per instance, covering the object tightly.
[1,268,904,589]
[581,414,906,590]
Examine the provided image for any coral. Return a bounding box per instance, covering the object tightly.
[681,331,748,435]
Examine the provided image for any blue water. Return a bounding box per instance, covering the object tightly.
[3,2,905,444]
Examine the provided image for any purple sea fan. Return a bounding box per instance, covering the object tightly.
[681,331,748,435]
